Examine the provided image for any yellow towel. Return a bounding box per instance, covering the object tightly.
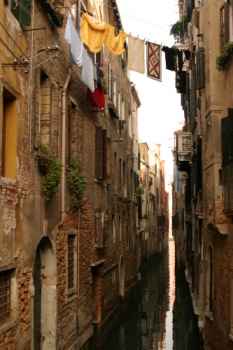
[80,13,109,53]
[105,26,127,55]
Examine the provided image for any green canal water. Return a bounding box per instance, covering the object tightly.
[91,240,203,350]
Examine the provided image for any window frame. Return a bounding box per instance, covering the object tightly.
[67,234,77,296]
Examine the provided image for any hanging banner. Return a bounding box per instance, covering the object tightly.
[147,42,162,82]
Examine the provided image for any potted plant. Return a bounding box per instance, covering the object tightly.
[67,159,86,209]
[135,186,144,197]
[216,41,233,71]
[170,16,188,44]
[38,145,63,200]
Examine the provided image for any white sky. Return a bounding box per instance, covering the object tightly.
[116,0,184,186]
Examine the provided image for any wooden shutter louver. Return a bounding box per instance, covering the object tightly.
[221,116,229,165]
[197,49,205,90]
[108,63,112,100]
[95,126,103,180]
[224,2,229,44]
[11,0,31,26]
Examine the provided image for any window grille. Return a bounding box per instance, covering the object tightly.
[67,235,75,290]
[0,270,11,324]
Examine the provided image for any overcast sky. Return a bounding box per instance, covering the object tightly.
[116,0,184,185]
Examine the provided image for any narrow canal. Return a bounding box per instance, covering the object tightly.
[92,239,203,349]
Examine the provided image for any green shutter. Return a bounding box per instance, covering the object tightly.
[228,109,233,161]
[11,0,31,26]
[221,116,229,165]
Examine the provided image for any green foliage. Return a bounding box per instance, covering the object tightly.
[39,145,63,201]
[67,159,86,209]
[135,186,144,196]
[170,16,188,43]
[216,41,233,71]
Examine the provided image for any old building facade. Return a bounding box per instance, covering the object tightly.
[0,0,143,349]
[139,143,168,262]
[172,0,233,349]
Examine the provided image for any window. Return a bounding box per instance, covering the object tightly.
[119,215,122,241]
[94,210,104,248]
[220,3,229,51]
[112,215,116,243]
[67,235,75,291]
[108,63,116,105]
[1,88,17,179]
[0,270,14,324]
[9,0,31,26]
[205,246,213,316]
[40,70,51,147]
[126,225,130,249]
[95,126,108,181]
[221,109,233,211]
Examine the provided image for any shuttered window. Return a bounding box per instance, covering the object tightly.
[0,270,12,324]
[67,235,75,290]
[221,109,233,165]
[95,126,109,181]
[196,49,205,90]
[11,0,31,26]
[220,3,229,51]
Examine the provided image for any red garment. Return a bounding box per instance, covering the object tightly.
[86,87,105,109]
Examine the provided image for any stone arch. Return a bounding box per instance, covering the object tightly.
[33,237,57,350]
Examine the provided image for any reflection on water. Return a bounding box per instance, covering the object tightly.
[92,240,202,350]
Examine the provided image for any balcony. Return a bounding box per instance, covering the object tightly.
[173,131,192,170]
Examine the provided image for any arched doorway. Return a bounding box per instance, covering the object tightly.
[33,237,57,350]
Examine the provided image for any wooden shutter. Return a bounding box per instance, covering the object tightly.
[197,49,205,90]
[103,129,107,179]
[11,0,31,26]
[228,109,233,161]
[108,63,112,100]
[222,116,229,165]
[224,2,229,44]
[95,126,103,180]
[94,211,104,247]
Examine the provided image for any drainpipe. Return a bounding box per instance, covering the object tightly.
[61,69,71,221]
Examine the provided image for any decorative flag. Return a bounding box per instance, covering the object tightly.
[147,42,162,82]
[64,12,83,67]
[128,35,145,74]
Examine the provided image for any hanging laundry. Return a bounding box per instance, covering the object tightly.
[82,49,95,92]
[105,26,127,55]
[185,50,191,60]
[80,13,109,53]
[86,86,105,109]
[162,46,176,71]
[64,12,83,67]
[176,49,183,72]
[147,42,162,82]
[87,0,104,21]
[128,35,145,74]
